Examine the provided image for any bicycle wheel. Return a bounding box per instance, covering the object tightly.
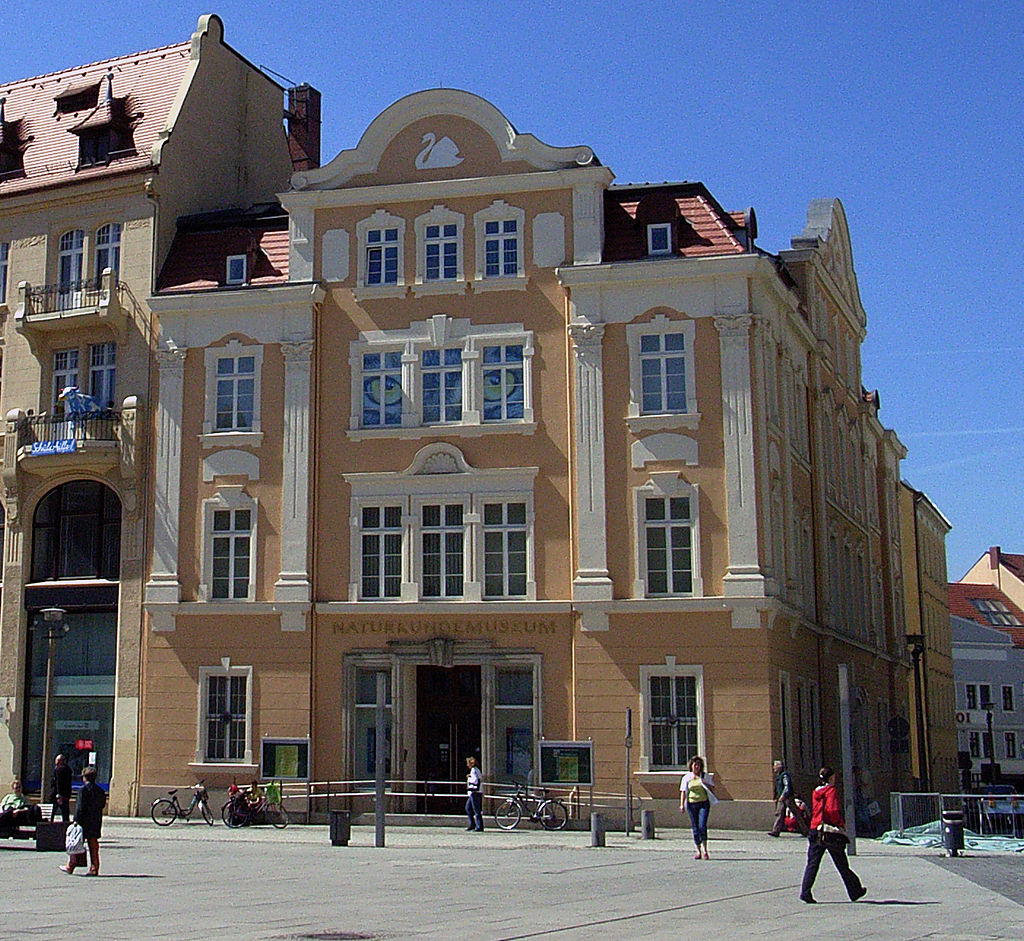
[222,800,245,828]
[494,798,522,830]
[151,798,177,826]
[538,799,568,831]
[200,801,214,826]
[266,803,289,829]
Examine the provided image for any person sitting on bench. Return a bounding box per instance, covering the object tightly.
[0,780,42,835]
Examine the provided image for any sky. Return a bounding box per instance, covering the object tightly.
[4,1,1021,579]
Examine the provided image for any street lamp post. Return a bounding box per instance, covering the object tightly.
[905,633,929,791]
[37,607,68,792]
[981,702,995,784]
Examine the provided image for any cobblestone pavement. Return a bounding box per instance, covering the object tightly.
[2,820,1022,940]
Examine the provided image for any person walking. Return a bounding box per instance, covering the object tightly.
[768,758,808,836]
[60,766,106,876]
[49,754,73,823]
[679,755,717,859]
[800,766,866,904]
[465,756,484,832]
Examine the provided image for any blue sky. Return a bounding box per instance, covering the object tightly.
[5,1,1021,578]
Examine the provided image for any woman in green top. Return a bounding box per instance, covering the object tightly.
[679,756,717,859]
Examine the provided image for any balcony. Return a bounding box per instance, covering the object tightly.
[13,269,128,340]
[3,397,141,480]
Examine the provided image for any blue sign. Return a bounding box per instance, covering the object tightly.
[31,439,76,455]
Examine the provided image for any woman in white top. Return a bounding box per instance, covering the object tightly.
[679,755,717,859]
[465,756,484,832]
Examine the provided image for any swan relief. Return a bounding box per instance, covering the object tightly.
[415,132,464,170]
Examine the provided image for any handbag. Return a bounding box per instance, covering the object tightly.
[65,822,84,854]
[816,823,849,848]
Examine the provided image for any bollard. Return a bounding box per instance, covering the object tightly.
[641,809,656,840]
[591,812,605,847]
[941,809,964,857]
[329,809,352,846]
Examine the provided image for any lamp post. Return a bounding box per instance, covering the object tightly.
[37,607,68,792]
[981,701,995,784]
[905,633,929,791]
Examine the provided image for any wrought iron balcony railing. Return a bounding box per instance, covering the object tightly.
[16,411,121,453]
[24,276,124,315]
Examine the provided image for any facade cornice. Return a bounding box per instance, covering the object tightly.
[148,281,324,314]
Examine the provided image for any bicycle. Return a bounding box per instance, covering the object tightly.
[151,781,214,826]
[221,782,289,829]
[493,782,568,831]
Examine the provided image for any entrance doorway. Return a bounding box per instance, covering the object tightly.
[416,665,481,813]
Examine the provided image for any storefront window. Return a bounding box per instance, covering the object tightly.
[354,670,392,780]
[495,667,534,784]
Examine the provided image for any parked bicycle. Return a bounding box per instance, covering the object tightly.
[493,782,568,831]
[151,781,214,826]
[221,781,289,829]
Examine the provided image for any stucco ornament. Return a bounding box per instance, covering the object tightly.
[415,132,464,169]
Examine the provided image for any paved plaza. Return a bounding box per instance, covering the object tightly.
[3,818,1023,940]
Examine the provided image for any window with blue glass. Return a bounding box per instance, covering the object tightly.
[482,344,524,421]
[366,227,399,285]
[422,348,462,423]
[362,351,403,426]
[640,332,686,413]
[425,223,458,280]
[484,220,518,277]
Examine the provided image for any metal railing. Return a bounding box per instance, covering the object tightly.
[890,791,1024,839]
[16,411,121,450]
[24,277,124,316]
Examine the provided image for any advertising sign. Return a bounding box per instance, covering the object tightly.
[538,740,593,786]
[31,439,76,455]
[261,737,310,780]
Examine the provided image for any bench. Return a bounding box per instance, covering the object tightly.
[1,804,69,851]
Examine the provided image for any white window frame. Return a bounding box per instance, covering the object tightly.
[202,341,263,448]
[95,222,121,278]
[345,443,537,603]
[194,663,254,768]
[639,661,705,773]
[356,209,406,297]
[415,496,469,599]
[1003,684,1014,713]
[53,347,79,408]
[1006,731,1017,760]
[0,240,9,305]
[647,222,673,256]
[57,228,85,309]
[473,200,526,290]
[633,475,702,598]
[413,205,465,296]
[626,314,699,432]
[481,499,530,599]
[226,254,247,285]
[348,315,535,439]
[89,341,116,408]
[200,487,258,602]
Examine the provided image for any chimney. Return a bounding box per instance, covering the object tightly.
[287,84,321,172]
[990,546,1001,569]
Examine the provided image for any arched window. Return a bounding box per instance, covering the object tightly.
[32,481,121,581]
[95,223,121,278]
[57,229,85,308]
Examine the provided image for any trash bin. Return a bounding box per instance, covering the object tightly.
[941,809,964,857]
[329,810,352,846]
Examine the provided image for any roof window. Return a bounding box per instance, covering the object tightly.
[54,82,100,115]
[226,254,248,285]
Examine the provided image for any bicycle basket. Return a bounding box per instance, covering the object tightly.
[265,781,282,804]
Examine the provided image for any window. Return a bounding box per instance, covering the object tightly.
[965,684,977,710]
[94,223,120,278]
[640,664,704,771]
[78,130,112,167]
[647,222,672,255]
[980,684,992,709]
[53,348,79,408]
[211,508,252,600]
[0,241,8,304]
[1006,731,1017,760]
[1003,685,1015,712]
[626,315,698,430]
[346,443,536,602]
[495,667,534,783]
[57,229,85,309]
[353,670,392,778]
[414,206,464,291]
[483,502,527,598]
[198,664,252,765]
[89,342,116,409]
[422,348,462,423]
[421,502,465,598]
[203,342,263,443]
[349,316,534,437]
[362,351,403,427]
[482,344,524,421]
[216,355,255,430]
[360,505,403,599]
[474,201,525,287]
[968,731,980,758]
[633,478,702,598]
[31,480,121,581]
[970,598,1023,626]
[356,210,405,292]
[201,488,257,602]
[226,254,247,285]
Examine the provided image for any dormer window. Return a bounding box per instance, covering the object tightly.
[54,83,100,115]
[0,96,26,179]
[226,255,247,285]
[647,223,673,256]
[68,73,135,168]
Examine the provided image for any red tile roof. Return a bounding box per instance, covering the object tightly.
[998,552,1024,583]
[948,582,1024,648]
[604,183,748,262]
[158,221,289,292]
[0,41,191,195]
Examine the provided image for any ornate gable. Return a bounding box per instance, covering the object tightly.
[791,198,865,327]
